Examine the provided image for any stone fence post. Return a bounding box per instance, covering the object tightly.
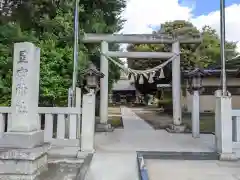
[81,89,96,152]
[215,90,237,160]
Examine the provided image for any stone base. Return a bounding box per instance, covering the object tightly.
[0,143,50,179]
[166,124,186,133]
[0,131,44,148]
[79,149,95,154]
[76,151,93,159]
[219,153,238,161]
[0,143,50,160]
[95,123,114,132]
[0,155,47,174]
[0,165,47,180]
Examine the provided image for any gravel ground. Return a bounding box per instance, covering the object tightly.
[132,107,215,133]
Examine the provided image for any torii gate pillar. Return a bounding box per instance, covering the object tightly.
[100,41,109,124]
[171,41,183,127]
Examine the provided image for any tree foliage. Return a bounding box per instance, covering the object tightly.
[127,20,239,93]
[0,0,126,106]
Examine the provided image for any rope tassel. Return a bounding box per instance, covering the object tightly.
[143,73,148,79]
[159,69,165,79]
[129,73,135,82]
[139,74,144,84]
[148,72,155,83]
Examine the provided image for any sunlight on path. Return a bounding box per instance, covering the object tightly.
[121,106,153,131]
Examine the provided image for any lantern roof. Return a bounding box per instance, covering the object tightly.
[82,63,104,78]
[184,68,210,78]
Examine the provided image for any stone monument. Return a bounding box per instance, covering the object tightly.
[0,42,49,179]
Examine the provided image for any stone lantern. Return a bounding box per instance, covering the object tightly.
[185,68,209,138]
[83,63,104,90]
[186,68,205,93]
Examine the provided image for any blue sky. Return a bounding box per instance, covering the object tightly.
[121,0,240,51]
[179,0,240,16]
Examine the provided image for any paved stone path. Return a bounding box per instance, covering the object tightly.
[95,107,215,152]
[84,107,218,180]
[121,107,153,131]
[84,152,138,180]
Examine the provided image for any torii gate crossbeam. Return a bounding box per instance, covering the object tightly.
[105,51,175,59]
[82,33,201,44]
[82,33,202,130]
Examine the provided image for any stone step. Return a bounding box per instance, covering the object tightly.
[42,154,93,180]
[95,123,114,132]
[48,146,80,158]
[38,161,83,180]
[48,157,84,164]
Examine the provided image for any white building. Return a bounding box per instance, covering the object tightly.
[182,70,240,112]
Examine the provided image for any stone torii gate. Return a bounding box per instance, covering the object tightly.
[82,33,201,130]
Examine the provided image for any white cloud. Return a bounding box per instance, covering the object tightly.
[120,0,192,34]
[121,0,240,52]
[192,4,240,52]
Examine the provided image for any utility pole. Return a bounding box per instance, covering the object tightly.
[220,0,227,95]
[71,0,79,106]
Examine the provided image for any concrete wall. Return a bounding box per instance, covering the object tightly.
[182,77,240,112]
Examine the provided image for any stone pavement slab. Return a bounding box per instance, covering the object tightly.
[95,129,215,152]
[84,152,138,180]
[146,159,240,180]
[121,107,153,131]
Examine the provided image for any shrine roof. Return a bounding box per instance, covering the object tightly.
[112,79,136,91]
[183,69,240,78]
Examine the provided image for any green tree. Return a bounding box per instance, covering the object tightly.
[0,0,126,106]
[199,25,238,67]
[127,20,238,94]
[128,20,238,70]
[0,22,38,105]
